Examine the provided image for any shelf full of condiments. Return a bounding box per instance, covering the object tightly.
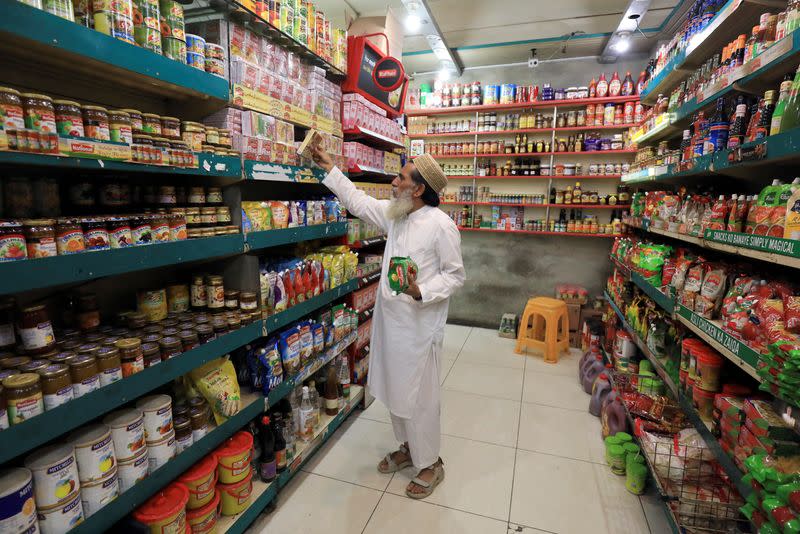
[408,70,645,110]
[417,131,630,158]
[446,205,625,235]
[442,159,632,178]
[444,183,631,208]
[408,101,644,136]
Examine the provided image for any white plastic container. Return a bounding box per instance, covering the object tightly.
[79,467,119,518]
[37,491,83,534]
[117,449,149,492]
[147,430,177,472]
[103,408,146,461]
[24,444,80,509]
[69,424,116,483]
[0,468,39,533]
[136,394,173,443]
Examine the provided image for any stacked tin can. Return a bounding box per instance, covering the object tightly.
[159,0,186,63]
[204,41,226,78]
[44,0,75,21]
[185,34,206,71]
[292,0,308,45]
[93,0,135,45]
[133,0,162,54]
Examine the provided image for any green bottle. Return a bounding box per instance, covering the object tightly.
[778,65,800,134]
[770,72,796,136]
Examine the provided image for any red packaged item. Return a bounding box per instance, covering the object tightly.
[714,395,746,422]
[744,399,797,440]
[662,258,676,287]
[784,295,800,334]
[283,270,295,307]
[705,195,729,231]
[294,266,306,303]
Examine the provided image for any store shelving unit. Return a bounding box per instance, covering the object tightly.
[458,227,621,237]
[604,292,751,499]
[442,201,629,209]
[245,223,348,252]
[343,127,405,150]
[410,96,637,231]
[349,236,387,249]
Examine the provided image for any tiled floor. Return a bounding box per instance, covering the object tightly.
[251,325,673,534]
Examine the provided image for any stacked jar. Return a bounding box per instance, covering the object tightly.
[1,89,59,154]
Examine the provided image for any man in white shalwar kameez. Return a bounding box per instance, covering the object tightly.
[312,146,465,499]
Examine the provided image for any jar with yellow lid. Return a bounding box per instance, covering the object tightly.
[217,128,231,148]
[120,109,143,133]
[53,100,84,137]
[82,105,110,141]
[0,87,24,131]
[205,127,219,145]
[21,93,56,134]
[181,121,205,151]
[3,373,44,424]
[142,113,162,135]
[109,110,132,144]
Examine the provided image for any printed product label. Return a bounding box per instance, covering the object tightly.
[260,459,276,481]
[0,476,36,532]
[56,230,85,255]
[100,366,122,386]
[8,392,44,424]
[36,454,78,507]
[190,511,216,534]
[275,449,286,469]
[152,222,169,242]
[236,480,253,504]
[240,300,257,310]
[325,398,338,410]
[175,434,192,453]
[131,224,152,245]
[26,236,57,258]
[0,233,27,261]
[121,355,144,377]
[192,427,208,441]
[0,323,15,347]
[109,225,132,248]
[44,385,74,410]
[24,108,56,133]
[84,228,110,250]
[207,286,224,309]
[110,124,132,144]
[56,116,85,137]
[169,222,187,241]
[72,374,101,398]
[19,322,54,350]
[85,123,110,141]
[1,103,25,130]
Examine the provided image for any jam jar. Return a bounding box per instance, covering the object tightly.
[121,108,143,133]
[81,217,110,251]
[0,87,25,132]
[68,354,101,398]
[205,127,219,145]
[107,216,132,248]
[82,105,110,141]
[22,219,56,259]
[168,213,187,241]
[159,336,182,360]
[141,342,161,367]
[179,330,198,351]
[142,113,162,135]
[181,121,205,151]
[206,187,222,204]
[18,304,55,355]
[3,373,44,424]
[116,338,144,376]
[160,116,180,139]
[38,363,73,410]
[21,93,57,133]
[109,110,132,144]
[53,100,85,137]
[130,214,153,246]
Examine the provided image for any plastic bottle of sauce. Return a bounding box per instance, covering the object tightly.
[596,73,609,98]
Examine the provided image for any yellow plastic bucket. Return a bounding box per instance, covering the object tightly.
[217,471,252,516]
[177,453,217,510]
[132,482,188,534]
[214,431,252,484]
[186,489,220,533]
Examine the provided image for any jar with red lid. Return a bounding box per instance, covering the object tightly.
[0,221,27,262]
[82,217,110,251]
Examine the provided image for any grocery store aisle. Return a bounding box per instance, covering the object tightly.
[250,325,673,534]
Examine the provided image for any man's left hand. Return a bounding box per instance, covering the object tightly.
[404,280,422,300]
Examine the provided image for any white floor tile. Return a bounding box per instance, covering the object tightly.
[590,462,652,534]
[251,471,381,534]
[506,524,556,534]
[302,417,399,491]
[457,328,525,369]
[359,398,391,424]
[443,361,523,401]
[522,371,589,411]
[523,347,584,376]
[640,485,675,534]
[441,389,520,448]
[363,492,508,534]
[510,450,605,534]
[440,358,457,385]
[517,402,605,463]
[386,434,515,521]
[444,324,472,352]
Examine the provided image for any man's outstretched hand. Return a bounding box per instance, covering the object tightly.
[311,143,334,173]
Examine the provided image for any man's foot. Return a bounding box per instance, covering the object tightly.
[377,443,412,473]
[406,458,444,499]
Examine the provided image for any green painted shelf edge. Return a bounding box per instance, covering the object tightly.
[245,222,348,251]
[0,0,230,101]
[0,151,242,177]
[0,321,262,464]
[0,234,245,296]
[630,272,676,315]
[70,394,265,534]
[703,229,800,259]
[221,482,278,534]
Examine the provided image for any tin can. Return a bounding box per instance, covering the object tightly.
[133,0,159,28]
[162,37,186,63]
[186,52,205,70]
[45,0,75,21]
[94,10,135,44]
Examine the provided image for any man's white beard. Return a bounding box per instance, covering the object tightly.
[387,189,414,220]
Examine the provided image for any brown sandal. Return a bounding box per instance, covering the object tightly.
[406,460,445,499]
[378,443,412,473]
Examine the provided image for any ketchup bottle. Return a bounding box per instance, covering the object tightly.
[596,73,609,98]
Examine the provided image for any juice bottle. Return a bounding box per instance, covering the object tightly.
[770,70,796,136]
[596,73,609,98]
[299,386,314,441]
[770,178,800,236]
[785,187,800,239]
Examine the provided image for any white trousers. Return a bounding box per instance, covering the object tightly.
[389,349,441,469]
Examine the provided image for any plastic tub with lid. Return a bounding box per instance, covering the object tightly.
[215,431,252,484]
[24,443,80,509]
[695,348,724,392]
[693,387,716,422]
[177,454,217,510]
[217,470,252,516]
[132,482,188,534]
[186,489,220,533]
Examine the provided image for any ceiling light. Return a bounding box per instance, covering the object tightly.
[612,31,630,53]
[405,13,421,32]
[437,68,451,81]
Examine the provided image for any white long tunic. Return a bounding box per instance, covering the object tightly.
[323,168,466,417]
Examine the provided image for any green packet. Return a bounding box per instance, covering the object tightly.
[388,257,419,295]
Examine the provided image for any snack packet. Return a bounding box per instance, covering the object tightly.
[388,256,419,295]
[189,356,242,424]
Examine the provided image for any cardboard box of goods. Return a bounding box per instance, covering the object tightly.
[566,303,581,332]
[715,395,746,422]
[744,399,800,442]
